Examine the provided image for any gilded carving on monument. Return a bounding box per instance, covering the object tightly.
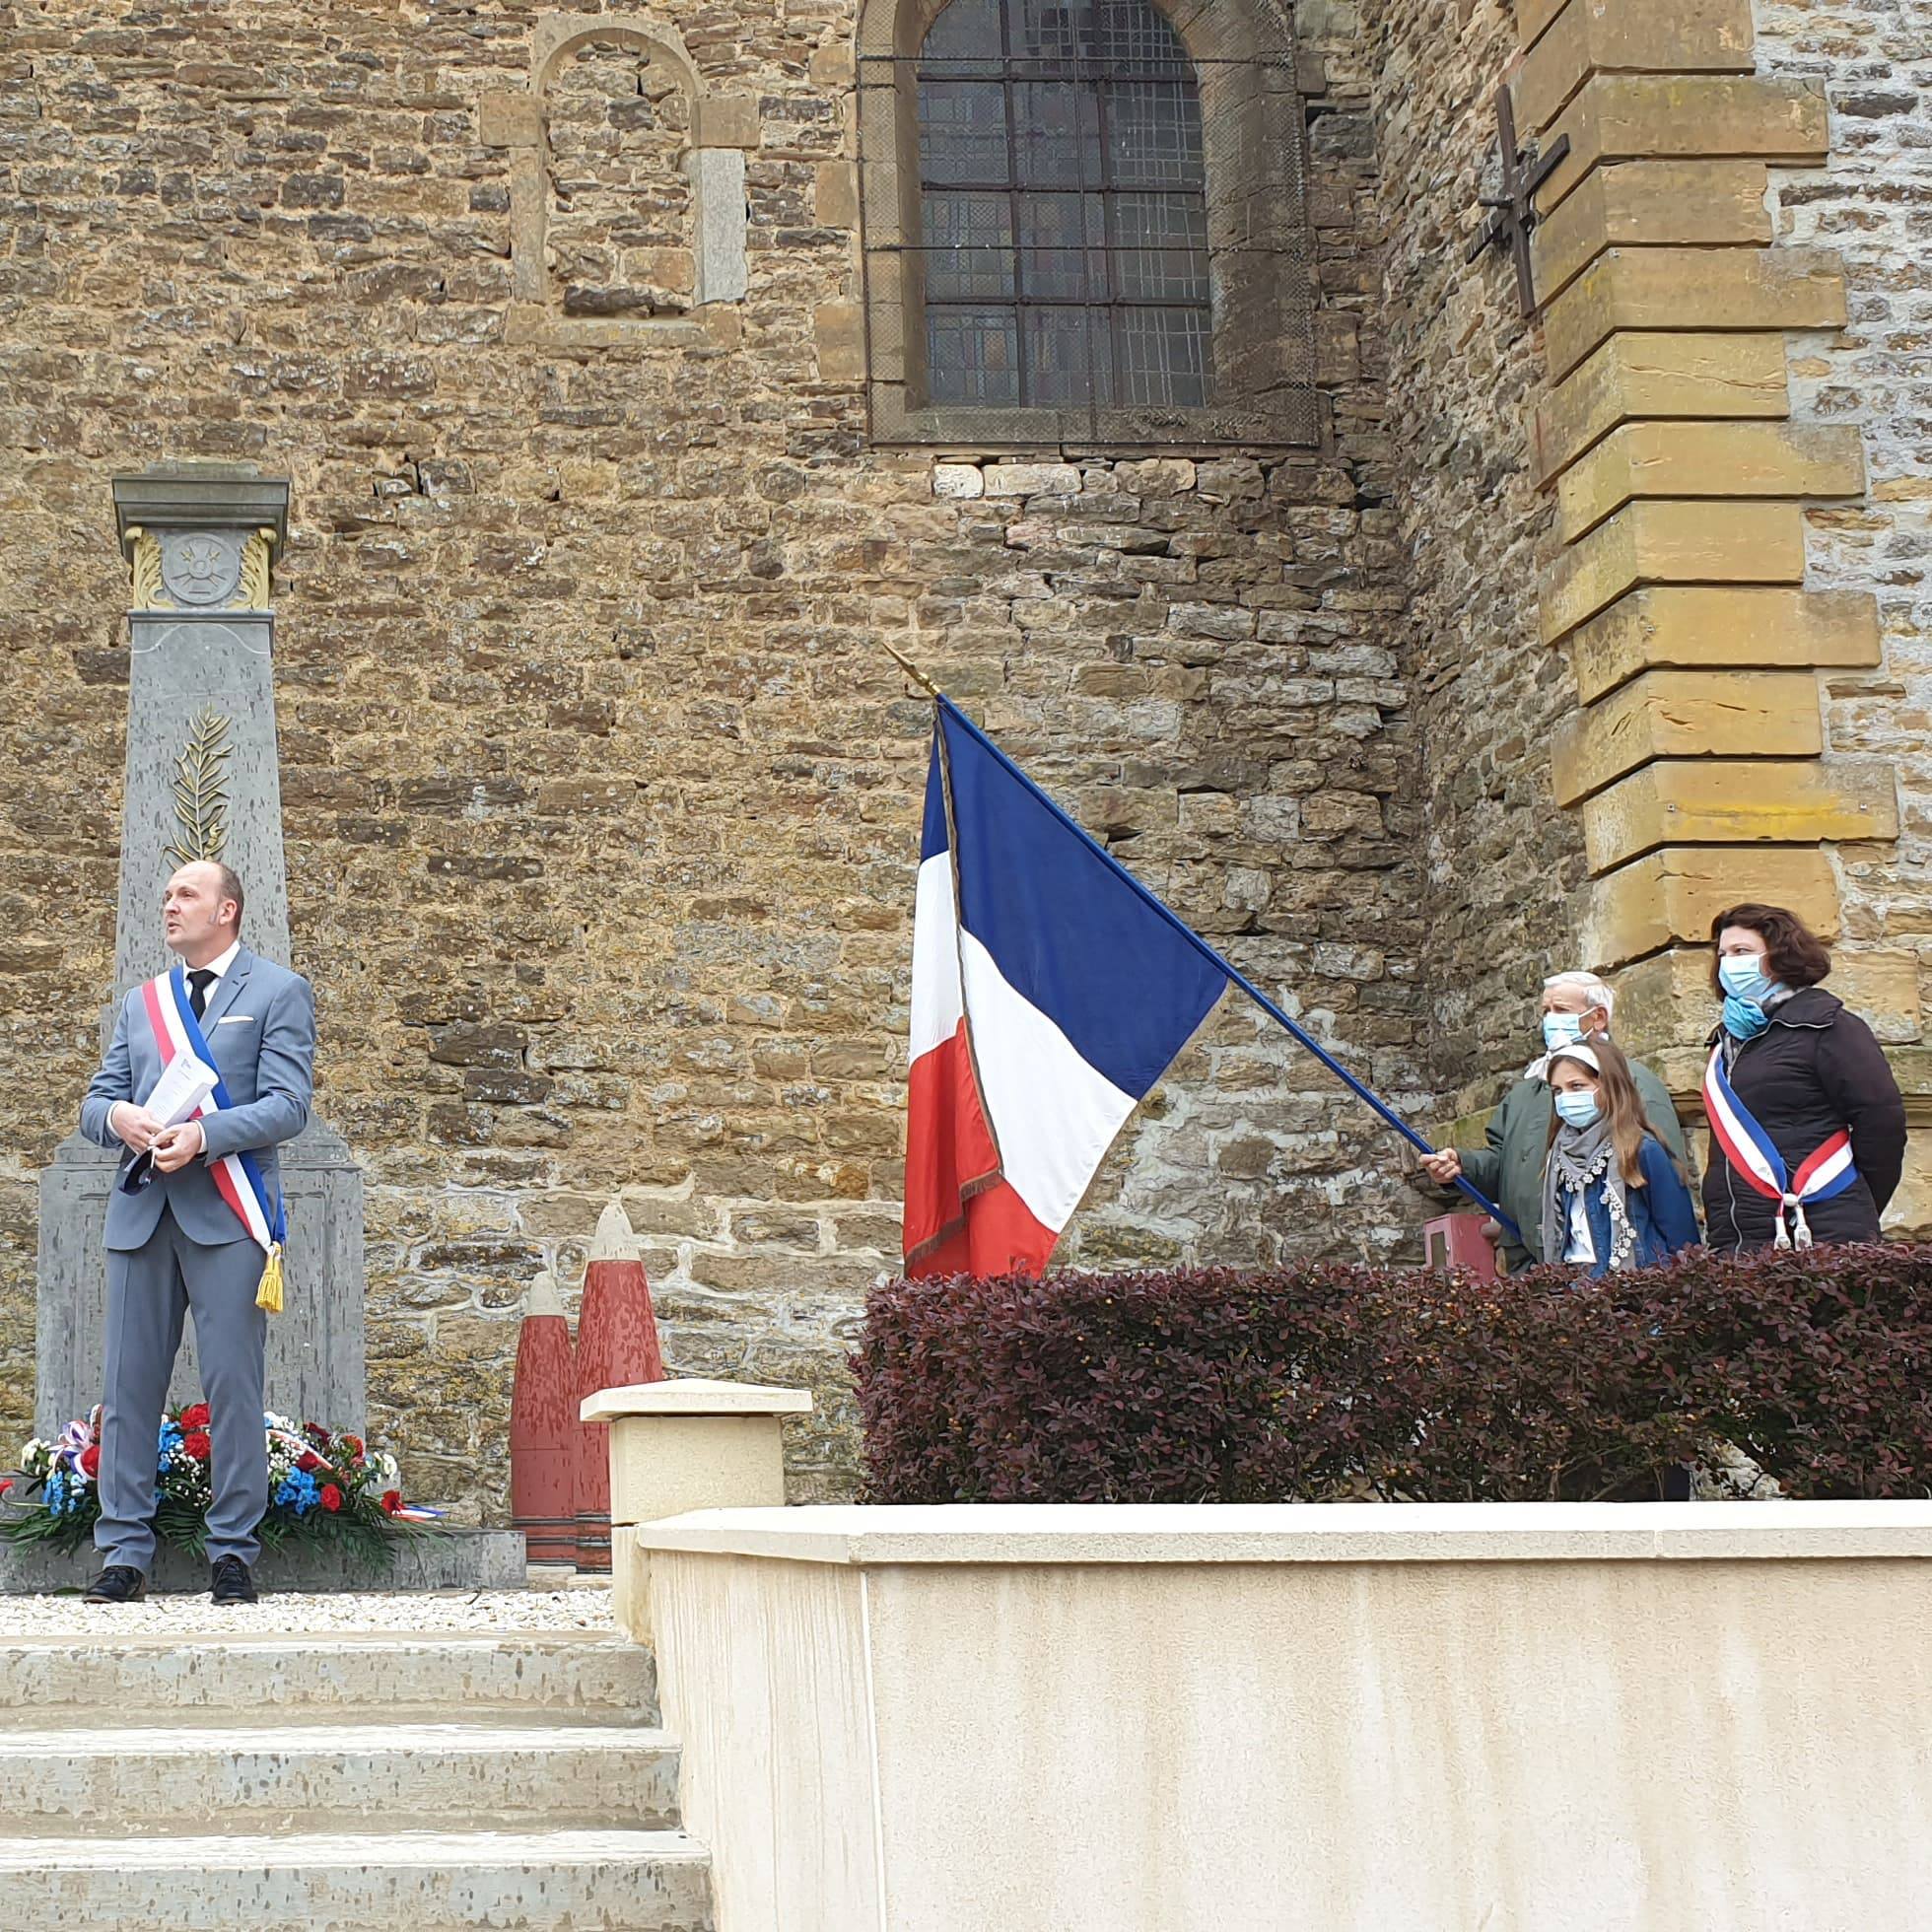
[120,525,274,611]
[163,708,234,868]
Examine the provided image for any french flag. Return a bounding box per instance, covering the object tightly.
[904,700,1231,1278]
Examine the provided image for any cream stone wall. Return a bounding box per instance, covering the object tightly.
[639,1501,1932,1932]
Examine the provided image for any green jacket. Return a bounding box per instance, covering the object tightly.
[1459,1061,1690,1271]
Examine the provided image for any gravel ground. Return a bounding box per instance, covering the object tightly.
[0,1583,614,1636]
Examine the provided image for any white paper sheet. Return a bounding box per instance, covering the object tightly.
[142,1047,219,1129]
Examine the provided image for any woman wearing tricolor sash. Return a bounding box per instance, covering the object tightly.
[1702,903,1906,1253]
[1541,1040,1700,1278]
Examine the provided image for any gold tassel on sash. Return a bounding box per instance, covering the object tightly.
[255,1241,285,1315]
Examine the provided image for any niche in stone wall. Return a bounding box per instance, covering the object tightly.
[481,12,760,349]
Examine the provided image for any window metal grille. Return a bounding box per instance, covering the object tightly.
[916,0,1211,412]
[857,0,1319,448]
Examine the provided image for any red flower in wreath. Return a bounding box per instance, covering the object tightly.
[79,1445,102,1479]
[380,1490,402,1515]
[298,1449,324,1473]
[0,1478,13,1497]
[183,1431,212,1463]
[319,1484,343,1513]
[179,1403,211,1430]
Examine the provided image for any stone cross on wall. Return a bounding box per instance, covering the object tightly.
[35,466,368,1437]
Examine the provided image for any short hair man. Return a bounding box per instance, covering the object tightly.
[1422,969,1688,1271]
[77,862,315,1603]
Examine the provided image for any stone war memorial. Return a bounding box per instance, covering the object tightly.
[0,0,1929,1925]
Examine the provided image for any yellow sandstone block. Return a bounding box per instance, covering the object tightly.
[1537,76,1828,215]
[1532,161,1771,310]
[1580,757,1898,872]
[1550,670,1822,805]
[1556,421,1865,541]
[1536,333,1790,481]
[1543,247,1846,383]
[1582,846,1838,968]
[1515,0,1758,136]
[1612,945,1923,1059]
[1540,501,1805,645]
[1516,0,1571,51]
[1567,586,1882,702]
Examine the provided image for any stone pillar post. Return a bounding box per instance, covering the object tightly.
[35,464,368,1436]
[1503,0,1920,1174]
[583,1377,813,1641]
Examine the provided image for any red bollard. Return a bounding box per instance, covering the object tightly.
[510,1269,577,1566]
[573,1201,665,1574]
[1422,1212,1500,1280]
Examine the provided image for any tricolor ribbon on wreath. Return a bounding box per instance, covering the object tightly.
[1703,1042,1858,1251]
[122,964,289,1313]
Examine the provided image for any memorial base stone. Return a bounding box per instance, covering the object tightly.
[0,1526,527,1595]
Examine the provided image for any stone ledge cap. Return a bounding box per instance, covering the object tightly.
[582,1377,814,1422]
[112,465,290,552]
[631,1499,1932,1566]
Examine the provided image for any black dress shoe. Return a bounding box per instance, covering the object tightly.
[84,1564,147,1604]
[209,1554,258,1604]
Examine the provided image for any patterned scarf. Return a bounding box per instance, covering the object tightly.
[1541,1118,1638,1274]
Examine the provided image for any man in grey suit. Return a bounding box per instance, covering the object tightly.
[78,861,314,1604]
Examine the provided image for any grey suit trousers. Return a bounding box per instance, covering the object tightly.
[96,1205,268,1569]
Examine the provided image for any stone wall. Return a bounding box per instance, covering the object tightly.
[1753,0,1932,1166]
[1362,0,1585,1119]
[0,0,1420,1514]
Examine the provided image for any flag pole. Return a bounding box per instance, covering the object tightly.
[891,673,1518,1238]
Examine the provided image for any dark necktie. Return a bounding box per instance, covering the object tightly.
[188,969,216,1020]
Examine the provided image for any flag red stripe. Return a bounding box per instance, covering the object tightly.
[907,1177,1057,1280]
[903,1022,1000,1260]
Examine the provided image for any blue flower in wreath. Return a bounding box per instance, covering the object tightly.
[157,1420,182,1473]
[44,1467,70,1518]
[274,1469,319,1517]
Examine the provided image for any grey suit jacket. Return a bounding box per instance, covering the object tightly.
[80,948,315,1251]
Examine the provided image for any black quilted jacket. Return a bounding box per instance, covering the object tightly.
[1702,985,1907,1252]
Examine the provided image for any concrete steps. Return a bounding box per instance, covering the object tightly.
[0,1829,714,1930]
[0,1631,714,1930]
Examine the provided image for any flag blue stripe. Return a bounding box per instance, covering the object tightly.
[940,708,1227,1098]
[921,728,949,861]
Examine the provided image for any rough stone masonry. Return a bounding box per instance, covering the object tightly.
[0,0,1420,1512]
[1,0,1925,1517]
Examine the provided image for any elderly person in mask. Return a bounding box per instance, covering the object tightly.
[1421,970,1689,1272]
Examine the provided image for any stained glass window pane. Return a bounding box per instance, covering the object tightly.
[924,192,1018,299]
[922,0,1003,65]
[1119,306,1208,406]
[916,0,1213,414]
[1024,307,1114,405]
[1017,192,1105,300]
[1013,83,1103,187]
[928,307,1022,404]
[918,81,1008,184]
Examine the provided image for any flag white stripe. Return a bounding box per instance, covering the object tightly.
[909,851,964,1066]
[958,929,1137,1232]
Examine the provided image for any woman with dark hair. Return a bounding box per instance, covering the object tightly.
[1702,902,1907,1251]
[1542,1040,1700,1277]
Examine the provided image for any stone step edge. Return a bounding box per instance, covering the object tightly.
[0,1721,677,1755]
[0,1704,659,1731]
[0,1827,711,1872]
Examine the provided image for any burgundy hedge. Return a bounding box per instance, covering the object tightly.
[854,1246,1932,1503]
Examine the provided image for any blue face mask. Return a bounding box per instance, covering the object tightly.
[1542,1011,1586,1052]
[1554,1090,1601,1130]
[1718,955,1773,1003]
[1723,995,1772,1041]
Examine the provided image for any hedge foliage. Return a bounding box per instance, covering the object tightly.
[854,1246,1932,1504]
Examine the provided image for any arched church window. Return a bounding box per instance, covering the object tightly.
[857,0,1318,448]
[916,0,1210,411]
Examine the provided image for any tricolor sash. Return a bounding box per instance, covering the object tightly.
[1703,1042,1858,1250]
[128,966,288,1309]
